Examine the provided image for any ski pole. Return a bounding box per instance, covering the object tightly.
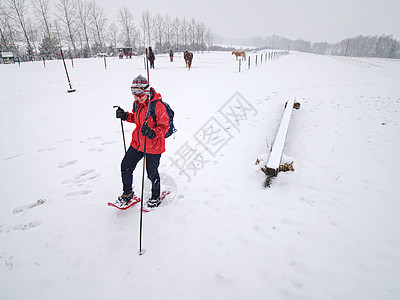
[113,106,127,154]
[145,48,150,82]
[138,133,147,255]
[60,48,76,93]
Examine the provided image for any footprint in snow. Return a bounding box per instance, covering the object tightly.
[56,139,73,144]
[79,136,102,144]
[100,141,117,146]
[13,199,46,214]
[74,169,97,180]
[89,147,104,152]
[58,160,78,168]
[61,169,100,186]
[2,153,24,161]
[65,190,92,198]
[38,147,56,152]
[14,220,43,230]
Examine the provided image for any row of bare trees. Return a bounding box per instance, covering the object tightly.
[0,0,214,61]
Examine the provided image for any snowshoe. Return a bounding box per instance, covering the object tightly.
[108,192,141,210]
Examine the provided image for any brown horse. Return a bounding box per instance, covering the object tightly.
[232,51,246,60]
[184,51,193,70]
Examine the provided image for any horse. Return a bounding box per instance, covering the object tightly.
[184,51,193,70]
[232,51,246,60]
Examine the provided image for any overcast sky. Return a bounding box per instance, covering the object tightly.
[97,0,400,43]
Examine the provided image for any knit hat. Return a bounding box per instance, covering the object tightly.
[131,74,150,95]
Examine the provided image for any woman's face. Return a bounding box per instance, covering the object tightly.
[135,93,149,104]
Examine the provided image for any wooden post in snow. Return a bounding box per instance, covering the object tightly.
[265,98,295,176]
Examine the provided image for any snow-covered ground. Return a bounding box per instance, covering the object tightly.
[1,51,399,300]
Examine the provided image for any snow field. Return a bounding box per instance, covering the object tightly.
[1,51,400,299]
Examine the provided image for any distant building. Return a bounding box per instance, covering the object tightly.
[1,52,15,64]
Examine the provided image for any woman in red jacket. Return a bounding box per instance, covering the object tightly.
[116,75,169,208]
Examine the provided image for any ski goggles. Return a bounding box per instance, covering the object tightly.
[131,87,144,95]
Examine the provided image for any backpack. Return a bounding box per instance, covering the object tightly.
[134,99,176,138]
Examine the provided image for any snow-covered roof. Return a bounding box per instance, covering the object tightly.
[1,52,14,58]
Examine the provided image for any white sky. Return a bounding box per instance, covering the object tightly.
[97,0,400,43]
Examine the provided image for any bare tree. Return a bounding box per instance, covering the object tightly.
[163,14,172,50]
[6,22,20,57]
[139,11,146,50]
[55,0,78,57]
[141,10,152,48]
[53,18,62,47]
[0,14,17,56]
[153,13,163,52]
[76,0,91,57]
[189,18,196,46]
[196,22,206,49]
[180,18,188,47]
[32,0,56,58]
[171,17,180,48]
[6,0,36,59]
[205,28,214,50]
[89,0,107,53]
[117,6,134,48]
[26,18,39,57]
[0,0,11,51]
[107,21,118,48]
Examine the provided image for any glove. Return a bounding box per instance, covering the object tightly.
[141,122,156,139]
[116,107,129,121]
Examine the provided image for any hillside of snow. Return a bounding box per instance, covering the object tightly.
[1,51,399,300]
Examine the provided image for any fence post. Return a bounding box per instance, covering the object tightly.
[255,55,257,66]
[239,58,241,72]
[42,57,46,68]
[104,56,107,69]
[248,56,251,70]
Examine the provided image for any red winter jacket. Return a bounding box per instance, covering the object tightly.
[125,88,169,154]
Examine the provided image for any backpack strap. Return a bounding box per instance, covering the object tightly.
[146,99,160,125]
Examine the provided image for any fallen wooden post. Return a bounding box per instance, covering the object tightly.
[265,98,295,176]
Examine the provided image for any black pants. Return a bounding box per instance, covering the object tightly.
[121,146,161,199]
